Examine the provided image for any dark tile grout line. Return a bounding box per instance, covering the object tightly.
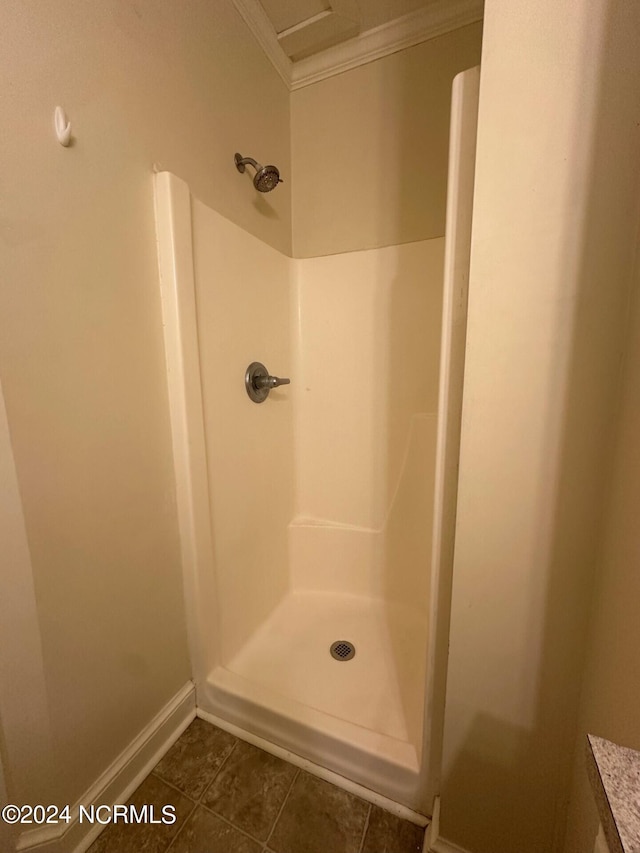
[160,740,304,853]
[159,772,197,853]
[357,802,373,853]
[163,737,245,852]
[175,797,269,850]
[262,767,301,852]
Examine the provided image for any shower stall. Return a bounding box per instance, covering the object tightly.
[154,67,479,815]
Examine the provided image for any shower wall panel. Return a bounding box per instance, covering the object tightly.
[191,199,295,664]
[290,240,443,608]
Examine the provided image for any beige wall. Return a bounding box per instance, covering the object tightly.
[440,0,640,851]
[0,380,55,808]
[290,23,482,258]
[563,256,640,853]
[561,5,640,846]
[0,0,290,807]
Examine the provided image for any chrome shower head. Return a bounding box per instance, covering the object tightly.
[234,153,283,193]
[254,164,282,193]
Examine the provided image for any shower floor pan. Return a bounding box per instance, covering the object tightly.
[202,590,428,808]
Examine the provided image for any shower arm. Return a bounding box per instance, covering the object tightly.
[235,156,259,173]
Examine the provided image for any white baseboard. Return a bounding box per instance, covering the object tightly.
[16,682,196,853]
[423,794,440,851]
[422,796,473,853]
[430,837,473,853]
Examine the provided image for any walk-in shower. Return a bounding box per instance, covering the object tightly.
[154,67,480,816]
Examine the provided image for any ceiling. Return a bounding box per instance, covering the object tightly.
[232,0,483,89]
[259,0,442,61]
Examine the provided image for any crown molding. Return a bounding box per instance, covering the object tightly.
[291,0,484,90]
[231,0,292,86]
[232,0,483,92]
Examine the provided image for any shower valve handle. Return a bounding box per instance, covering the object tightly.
[245,362,290,403]
[254,374,290,390]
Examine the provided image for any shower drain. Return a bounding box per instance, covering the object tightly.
[330,640,356,661]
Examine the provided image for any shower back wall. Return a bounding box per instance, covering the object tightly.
[291,242,443,611]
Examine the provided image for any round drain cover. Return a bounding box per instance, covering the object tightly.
[330,640,355,661]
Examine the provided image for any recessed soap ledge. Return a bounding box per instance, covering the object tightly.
[587,734,640,853]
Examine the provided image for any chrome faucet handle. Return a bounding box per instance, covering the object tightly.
[258,374,290,389]
[245,362,290,403]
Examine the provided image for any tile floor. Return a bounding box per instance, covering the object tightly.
[88,717,425,853]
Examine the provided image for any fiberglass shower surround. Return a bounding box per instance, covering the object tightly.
[154,66,479,815]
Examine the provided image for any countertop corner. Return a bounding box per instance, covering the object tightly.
[587,733,640,853]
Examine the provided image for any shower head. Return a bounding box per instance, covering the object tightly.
[254,163,282,193]
[234,153,283,193]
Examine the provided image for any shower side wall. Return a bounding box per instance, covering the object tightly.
[421,65,481,824]
[190,198,295,665]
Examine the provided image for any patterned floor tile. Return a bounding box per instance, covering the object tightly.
[202,740,297,841]
[361,805,424,853]
[154,719,237,799]
[269,771,369,853]
[169,805,261,853]
[87,772,194,853]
